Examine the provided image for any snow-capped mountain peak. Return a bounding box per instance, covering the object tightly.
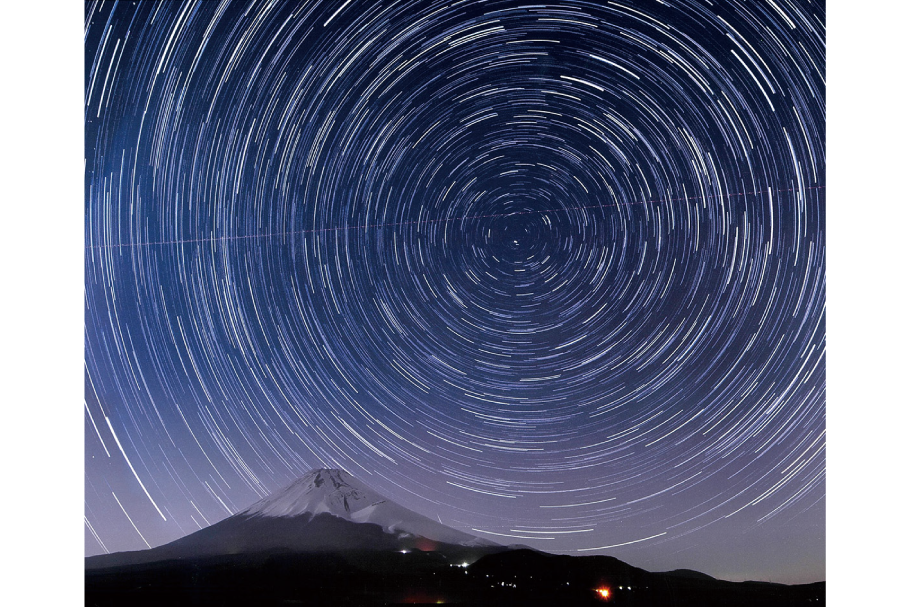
[241,468,386,518]
[85,468,499,570]
[240,468,494,547]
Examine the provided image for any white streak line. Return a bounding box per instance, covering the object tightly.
[577,532,667,551]
[112,491,151,548]
[472,529,556,540]
[106,417,167,520]
[324,0,353,26]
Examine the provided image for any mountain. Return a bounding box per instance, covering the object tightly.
[86,469,825,605]
[240,468,492,547]
[86,543,826,607]
[85,468,496,570]
[659,568,717,581]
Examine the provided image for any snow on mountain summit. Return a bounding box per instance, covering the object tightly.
[240,468,494,547]
[241,468,386,519]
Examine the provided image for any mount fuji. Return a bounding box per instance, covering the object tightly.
[85,469,825,606]
[86,468,498,570]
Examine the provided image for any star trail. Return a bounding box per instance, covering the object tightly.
[84,0,825,583]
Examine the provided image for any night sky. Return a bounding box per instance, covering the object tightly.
[84,0,825,584]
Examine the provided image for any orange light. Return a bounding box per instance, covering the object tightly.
[595,587,611,600]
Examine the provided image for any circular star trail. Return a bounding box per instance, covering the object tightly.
[85,0,825,582]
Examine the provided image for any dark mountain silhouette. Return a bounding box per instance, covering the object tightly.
[658,568,717,580]
[86,468,499,570]
[86,469,825,606]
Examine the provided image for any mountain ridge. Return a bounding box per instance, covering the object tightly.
[86,468,497,570]
[85,469,825,605]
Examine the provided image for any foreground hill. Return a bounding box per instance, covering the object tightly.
[86,547,824,606]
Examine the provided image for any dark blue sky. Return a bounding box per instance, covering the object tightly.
[84,0,825,583]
